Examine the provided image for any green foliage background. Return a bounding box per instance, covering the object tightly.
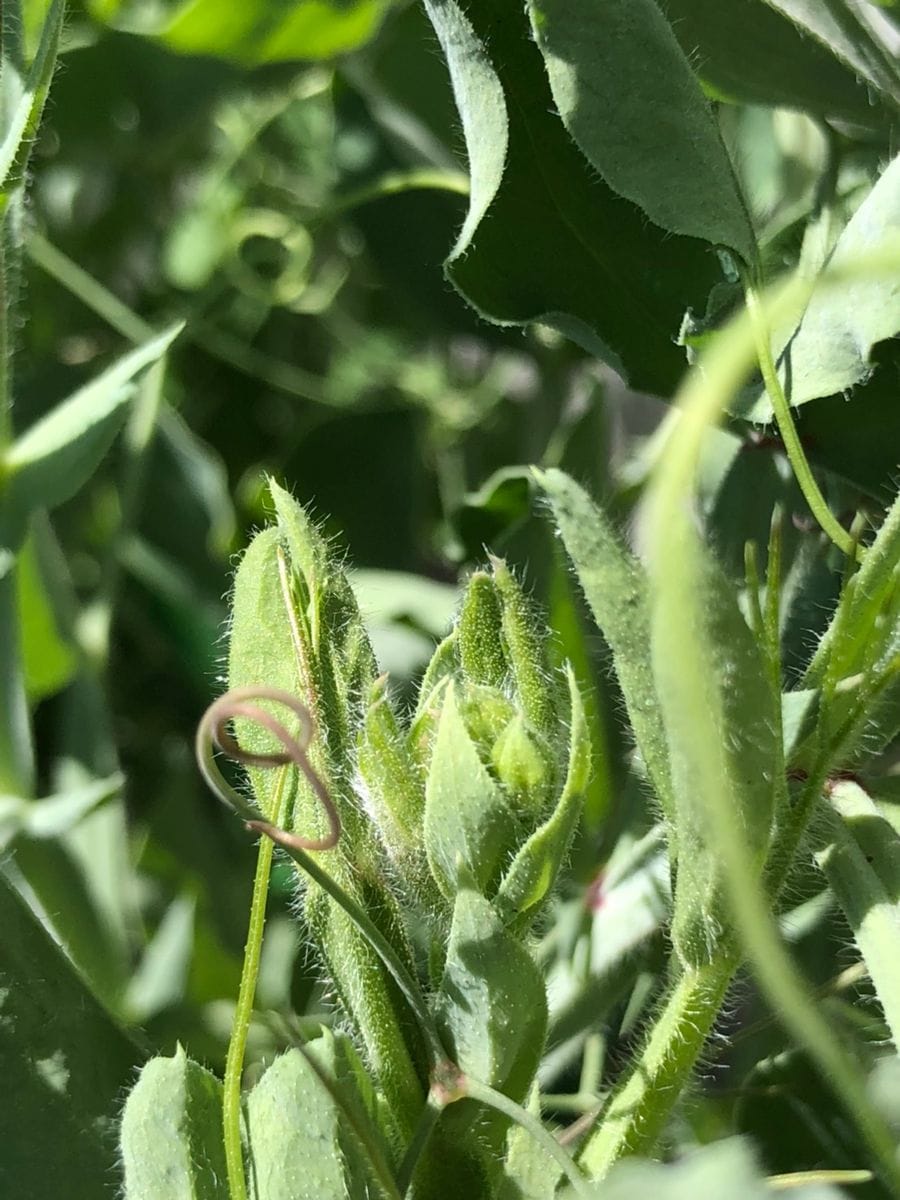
[3,0,900,1197]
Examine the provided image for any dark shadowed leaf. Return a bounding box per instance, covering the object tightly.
[0,872,141,1199]
[423,0,728,394]
[659,0,890,124]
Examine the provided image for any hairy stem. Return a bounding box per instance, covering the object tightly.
[649,276,900,1196]
[251,821,446,1068]
[577,953,736,1179]
[396,1094,443,1196]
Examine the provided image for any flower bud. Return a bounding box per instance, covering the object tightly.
[490,712,555,817]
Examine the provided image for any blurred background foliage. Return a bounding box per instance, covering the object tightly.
[5,0,900,1192]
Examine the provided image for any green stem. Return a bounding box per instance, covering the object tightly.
[577,954,736,1179]
[0,207,16,449]
[763,510,783,675]
[26,230,153,344]
[0,565,34,795]
[768,651,899,906]
[461,1075,593,1200]
[645,288,900,1193]
[324,168,469,220]
[93,358,167,661]
[190,324,331,406]
[744,282,862,563]
[396,1095,443,1197]
[222,767,290,1200]
[252,822,447,1068]
[25,233,174,663]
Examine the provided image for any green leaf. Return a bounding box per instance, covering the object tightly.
[0,0,64,201]
[13,829,131,1010]
[246,1034,385,1200]
[749,153,900,418]
[0,773,120,850]
[436,886,547,1129]
[0,324,182,550]
[497,666,590,926]
[762,0,900,111]
[424,680,518,899]
[120,1047,228,1199]
[572,1138,813,1200]
[124,893,196,1022]
[157,0,391,63]
[658,0,887,123]
[15,528,76,701]
[423,0,728,394]
[0,872,141,1199]
[268,478,379,802]
[454,467,534,555]
[813,779,900,1051]
[535,469,676,834]
[227,526,300,822]
[806,487,900,686]
[492,557,557,735]
[528,0,755,262]
[0,567,33,795]
[356,676,432,888]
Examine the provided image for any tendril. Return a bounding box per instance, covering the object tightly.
[195,684,341,851]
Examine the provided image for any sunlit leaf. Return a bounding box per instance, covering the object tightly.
[155,0,391,64]
[528,0,755,261]
[120,1048,227,1199]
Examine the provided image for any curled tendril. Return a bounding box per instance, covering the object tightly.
[195,685,341,851]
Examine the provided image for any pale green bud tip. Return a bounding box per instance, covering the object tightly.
[458,570,506,687]
[490,556,555,732]
[491,713,553,813]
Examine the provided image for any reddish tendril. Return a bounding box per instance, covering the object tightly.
[195,685,340,851]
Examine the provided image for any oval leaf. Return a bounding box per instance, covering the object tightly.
[246,1035,382,1200]
[436,886,547,1106]
[424,680,518,899]
[121,1048,226,1199]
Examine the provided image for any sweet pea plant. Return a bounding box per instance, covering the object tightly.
[119,365,900,1200]
[3,1,900,1199]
